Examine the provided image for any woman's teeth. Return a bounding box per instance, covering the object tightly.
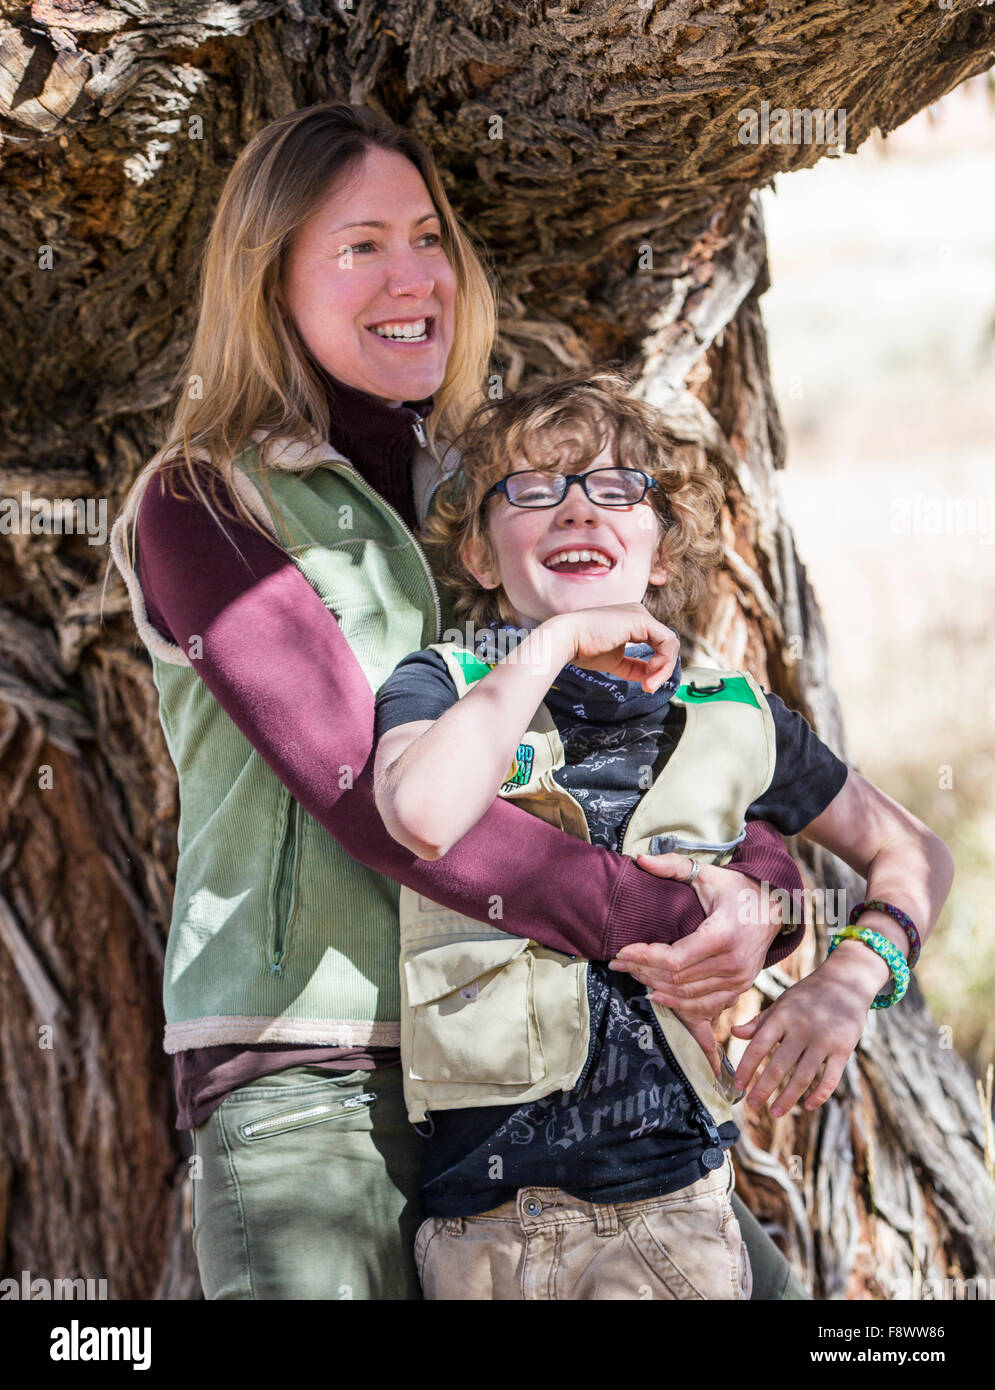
[369,319,428,341]
[544,549,614,571]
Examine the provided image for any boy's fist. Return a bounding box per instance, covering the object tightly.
[552,604,679,693]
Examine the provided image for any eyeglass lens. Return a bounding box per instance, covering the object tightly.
[505,468,647,507]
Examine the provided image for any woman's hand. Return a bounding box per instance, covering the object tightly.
[550,604,679,693]
[608,854,787,1016]
[729,950,876,1114]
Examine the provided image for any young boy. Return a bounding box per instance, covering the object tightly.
[372,368,952,1301]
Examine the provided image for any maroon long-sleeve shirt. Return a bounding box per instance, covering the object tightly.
[133,375,803,1127]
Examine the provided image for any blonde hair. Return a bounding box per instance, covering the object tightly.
[123,101,497,545]
[421,367,724,628]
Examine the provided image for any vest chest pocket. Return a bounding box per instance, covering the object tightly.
[403,936,545,1086]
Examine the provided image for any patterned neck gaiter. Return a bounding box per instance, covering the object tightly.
[490,622,682,724]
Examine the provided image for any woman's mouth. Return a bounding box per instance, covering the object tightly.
[542,547,616,577]
[365,316,434,345]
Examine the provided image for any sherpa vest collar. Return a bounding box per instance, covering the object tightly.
[109,429,446,1052]
[398,642,777,1126]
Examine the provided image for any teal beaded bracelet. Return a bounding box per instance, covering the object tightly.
[827,926,911,1009]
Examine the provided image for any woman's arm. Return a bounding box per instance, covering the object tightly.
[136,468,798,964]
[730,768,954,1112]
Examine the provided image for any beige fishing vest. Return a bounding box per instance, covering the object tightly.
[398,643,777,1126]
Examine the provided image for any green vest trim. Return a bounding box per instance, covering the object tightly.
[397,642,778,1125]
[449,648,494,687]
[676,675,760,709]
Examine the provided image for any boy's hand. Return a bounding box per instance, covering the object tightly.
[670,1008,722,1080]
[551,604,679,693]
[609,856,784,1016]
[729,955,875,1114]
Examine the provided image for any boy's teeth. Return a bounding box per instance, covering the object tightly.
[546,548,612,568]
[371,319,428,339]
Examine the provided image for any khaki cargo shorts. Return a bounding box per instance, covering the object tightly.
[415,1153,751,1301]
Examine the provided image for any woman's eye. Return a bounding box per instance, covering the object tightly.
[350,234,441,254]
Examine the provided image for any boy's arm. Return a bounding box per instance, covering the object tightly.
[803,767,953,976]
[374,607,677,860]
[731,768,954,1113]
[373,621,570,860]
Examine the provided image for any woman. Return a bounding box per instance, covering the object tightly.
[110,101,808,1300]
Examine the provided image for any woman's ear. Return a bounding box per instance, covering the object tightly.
[462,534,501,590]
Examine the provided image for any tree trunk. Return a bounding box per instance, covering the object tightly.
[1,0,993,1299]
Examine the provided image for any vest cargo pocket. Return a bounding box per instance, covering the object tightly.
[403,937,545,1085]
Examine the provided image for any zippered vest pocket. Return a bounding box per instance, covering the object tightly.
[403,936,545,1085]
[268,789,301,976]
[646,828,747,856]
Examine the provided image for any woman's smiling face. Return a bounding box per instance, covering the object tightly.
[281,146,457,405]
[465,430,669,628]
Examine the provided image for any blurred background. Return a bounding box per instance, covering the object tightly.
[760,73,995,1082]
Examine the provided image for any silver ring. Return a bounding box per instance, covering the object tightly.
[684,857,700,885]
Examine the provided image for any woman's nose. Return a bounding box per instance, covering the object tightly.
[389,273,434,298]
[387,248,434,300]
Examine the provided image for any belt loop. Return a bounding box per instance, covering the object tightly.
[593,1202,619,1237]
[444,1216,465,1237]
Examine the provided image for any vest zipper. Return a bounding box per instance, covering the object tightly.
[271,798,300,976]
[614,801,641,854]
[644,1001,726,1168]
[573,970,602,1098]
[412,415,427,448]
[326,459,442,643]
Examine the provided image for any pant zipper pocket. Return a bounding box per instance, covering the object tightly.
[238,1091,376,1141]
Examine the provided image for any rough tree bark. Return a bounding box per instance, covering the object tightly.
[1,0,993,1300]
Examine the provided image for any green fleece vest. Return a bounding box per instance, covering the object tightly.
[398,644,777,1126]
[109,434,442,1052]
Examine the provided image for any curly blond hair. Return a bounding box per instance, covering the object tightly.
[420,367,724,629]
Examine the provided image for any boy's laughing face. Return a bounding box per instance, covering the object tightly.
[463,430,669,628]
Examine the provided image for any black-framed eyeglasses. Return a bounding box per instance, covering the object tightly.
[482,467,659,510]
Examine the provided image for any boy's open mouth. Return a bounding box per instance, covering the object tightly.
[542,546,615,576]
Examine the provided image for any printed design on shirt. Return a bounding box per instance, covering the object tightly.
[553,715,680,849]
[501,742,535,791]
[556,720,636,759]
[482,972,700,1160]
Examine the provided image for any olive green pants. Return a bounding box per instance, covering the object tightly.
[189,1063,810,1300]
[732,1192,810,1300]
[190,1065,424,1300]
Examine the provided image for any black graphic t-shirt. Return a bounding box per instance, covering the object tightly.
[375,636,848,1216]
